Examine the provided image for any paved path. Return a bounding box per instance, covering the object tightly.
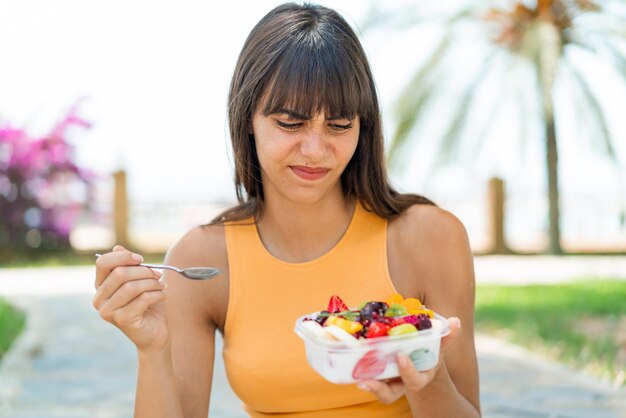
[0,259,624,418]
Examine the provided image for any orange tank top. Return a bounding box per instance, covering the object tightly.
[223,202,411,417]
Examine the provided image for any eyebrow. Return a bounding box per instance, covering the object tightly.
[272,108,349,121]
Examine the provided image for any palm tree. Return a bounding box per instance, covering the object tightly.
[371,0,626,254]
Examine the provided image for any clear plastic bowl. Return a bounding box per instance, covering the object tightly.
[294,312,450,384]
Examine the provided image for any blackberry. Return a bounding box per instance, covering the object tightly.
[360,301,387,319]
[416,313,432,330]
[314,310,330,326]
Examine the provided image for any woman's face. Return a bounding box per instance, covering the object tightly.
[251,106,359,206]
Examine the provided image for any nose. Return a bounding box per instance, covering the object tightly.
[299,127,327,161]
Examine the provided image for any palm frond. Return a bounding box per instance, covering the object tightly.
[467,54,533,165]
[388,33,454,162]
[573,36,626,84]
[574,12,626,42]
[433,49,502,168]
[565,60,617,160]
[513,76,536,171]
[600,38,626,80]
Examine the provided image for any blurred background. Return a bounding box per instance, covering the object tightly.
[1,1,625,415]
[1,0,625,259]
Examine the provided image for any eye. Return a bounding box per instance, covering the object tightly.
[276,120,303,131]
[329,122,353,132]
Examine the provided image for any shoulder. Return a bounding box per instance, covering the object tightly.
[392,206,480,410]
[390,203,470,254]
[163,224,229,326]
[388,204,474,315]
[165,223,227,269]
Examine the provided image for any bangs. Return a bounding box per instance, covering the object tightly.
[258,31,371,120]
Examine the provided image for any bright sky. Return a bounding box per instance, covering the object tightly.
[1,0,625,248]
[0,0,376,203]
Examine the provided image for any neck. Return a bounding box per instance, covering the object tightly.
[256,195,356,263]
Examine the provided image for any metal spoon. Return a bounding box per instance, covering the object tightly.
[95,254,221,280]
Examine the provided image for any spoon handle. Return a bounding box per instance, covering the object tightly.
[139,263,180,272]
[95,254,178,273]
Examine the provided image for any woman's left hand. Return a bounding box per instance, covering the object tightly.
[356,317,462,404]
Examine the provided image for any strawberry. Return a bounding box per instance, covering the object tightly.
[389,315,418,328]
[365,321,390,338]
[388,317,406,327]
[352,349,387,380]
[327,295,348,313]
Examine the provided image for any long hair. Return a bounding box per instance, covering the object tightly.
[213,2,433,223]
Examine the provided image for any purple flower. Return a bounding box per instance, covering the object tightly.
[1,100,94,250]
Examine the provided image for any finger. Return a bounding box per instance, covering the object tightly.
[97,278,166,322]
[93,266,161,308]
[357,379,406,404]
[396,352,434,392]
[94,249,145,289]
[440,317,461,352]
[110,289,167,327]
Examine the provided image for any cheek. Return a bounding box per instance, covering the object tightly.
[254,140,272,170]
[254,134,291,170]
[252,123,275,165]
[341,135,359,164]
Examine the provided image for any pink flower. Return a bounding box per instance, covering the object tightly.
[1,99,94,247]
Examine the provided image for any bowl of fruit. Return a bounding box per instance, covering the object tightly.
[294,294,449,384]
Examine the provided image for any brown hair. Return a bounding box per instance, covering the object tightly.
[212,2,433,223]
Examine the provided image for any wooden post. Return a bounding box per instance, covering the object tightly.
[487,177,511,254]
[113,170,129,248]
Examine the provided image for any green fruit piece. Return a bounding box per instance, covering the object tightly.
[338,310,360,322]
[384,303,408,317]
[357,300,371,310]
[388,323,418,336]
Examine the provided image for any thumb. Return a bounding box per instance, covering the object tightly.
[112,245,127,252]
[440,317,461,352]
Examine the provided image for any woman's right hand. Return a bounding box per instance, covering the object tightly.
[93,245,170,353]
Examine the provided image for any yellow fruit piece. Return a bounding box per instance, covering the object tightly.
[415,308,434,318]
[325,315,363,335]
[385,293,404,306]
[402,297,423,314]
[324,316,341,327]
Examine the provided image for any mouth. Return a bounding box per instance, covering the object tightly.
[290,165,331,181]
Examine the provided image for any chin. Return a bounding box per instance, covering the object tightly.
[281,188,333,206]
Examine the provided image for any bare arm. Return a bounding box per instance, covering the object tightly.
[405,210,479,416]
[362,205,481,417]
[135,235,219,418]
[93,246,185,418]
[94,224,227,418]
[135,346,185,418]
[158,226,226,417]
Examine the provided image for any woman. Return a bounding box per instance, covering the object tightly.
[93,3,481,417]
